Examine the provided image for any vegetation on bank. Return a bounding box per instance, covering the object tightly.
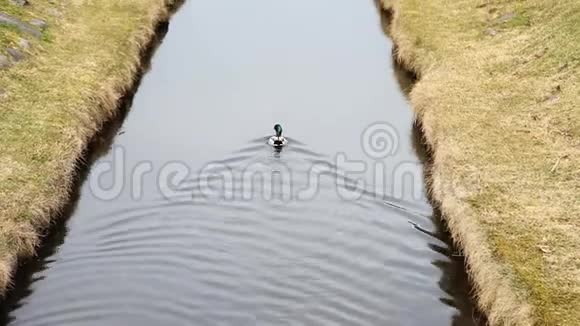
[382,0,579,324]
[0,0,174,292]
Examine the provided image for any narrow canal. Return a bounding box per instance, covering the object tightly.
[2,0,478,325]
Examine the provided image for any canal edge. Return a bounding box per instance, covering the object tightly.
[379,1,536,325]
[0,0,184,295]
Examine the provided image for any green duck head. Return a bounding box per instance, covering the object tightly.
[274,124,283,137]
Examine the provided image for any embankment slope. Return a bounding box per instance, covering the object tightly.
[382,0,579,325]
[0,0,175,292]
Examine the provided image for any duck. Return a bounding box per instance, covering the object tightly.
[268,124,288,147]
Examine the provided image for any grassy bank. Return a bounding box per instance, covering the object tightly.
[0,0,174,292]
[382,0,579,324]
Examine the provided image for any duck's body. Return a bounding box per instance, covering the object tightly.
[268,136,288,147]
[268,124,288,147]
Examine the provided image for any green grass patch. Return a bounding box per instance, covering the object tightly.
[0,0,173,292]
[383,0,580,324]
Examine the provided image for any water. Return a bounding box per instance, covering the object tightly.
[1,0,478,325]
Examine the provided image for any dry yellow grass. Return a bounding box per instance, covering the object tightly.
[382,0,580,324]
[0,0,175,292]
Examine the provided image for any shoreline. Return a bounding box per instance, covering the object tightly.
[382,0,579,324]
[381,2,534,323]
[0,0,179,292]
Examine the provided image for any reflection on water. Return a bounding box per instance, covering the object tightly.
[1,0,479,325]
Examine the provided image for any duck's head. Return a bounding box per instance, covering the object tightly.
[274,124,283,137]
